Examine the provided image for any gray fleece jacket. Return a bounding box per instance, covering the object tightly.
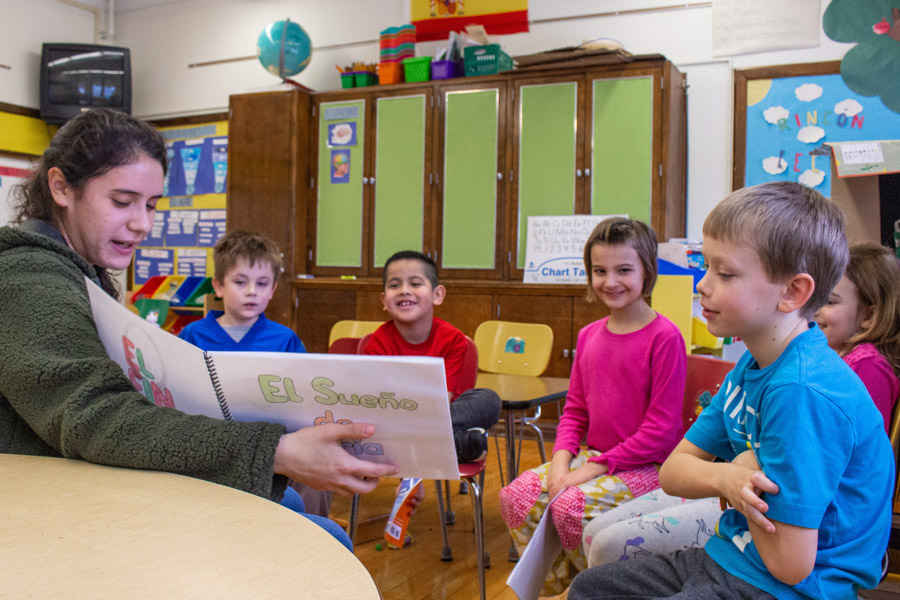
[0,223,288,500]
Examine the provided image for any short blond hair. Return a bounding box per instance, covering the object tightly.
[213,230,282,282]
[703,182,847,319]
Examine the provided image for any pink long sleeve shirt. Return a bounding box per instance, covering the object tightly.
[844,343,899,435]
[552,314,687,474]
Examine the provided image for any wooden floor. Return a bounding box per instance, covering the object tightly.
[331,433,550,600]
[333,435,900,600]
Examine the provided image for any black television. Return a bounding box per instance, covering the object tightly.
[39,43,132,125]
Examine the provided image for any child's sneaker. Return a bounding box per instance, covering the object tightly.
[455,427,488,463]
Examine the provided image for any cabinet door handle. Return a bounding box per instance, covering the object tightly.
[585,168,591,177]
[562,349,569,358]
[576,169,583,177]
[362,176,369,185]
[369,177,375,185]
[497,172,503,181]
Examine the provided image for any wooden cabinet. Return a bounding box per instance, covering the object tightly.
[310,86,434,278]
[509,62,685,277]
[434,79,509,279]
[227,90,310,326]
[227,56,685,393]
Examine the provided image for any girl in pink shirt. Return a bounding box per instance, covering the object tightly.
[815,242,900,434]
[499,218,687,595]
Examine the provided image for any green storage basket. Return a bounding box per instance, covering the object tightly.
[353,71,377,87]
[402,56,432,83]
[463,44,513,77]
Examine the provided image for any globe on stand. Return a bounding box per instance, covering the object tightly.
[256,18,312,88]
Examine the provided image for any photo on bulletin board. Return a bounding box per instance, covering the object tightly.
[733,61,900,197]
[162,136,228,197]
[330,149,351,184]
[327,122,357,147]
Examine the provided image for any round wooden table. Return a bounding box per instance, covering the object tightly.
[0,454,380,599]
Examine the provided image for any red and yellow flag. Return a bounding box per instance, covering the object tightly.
[411,0,529,42]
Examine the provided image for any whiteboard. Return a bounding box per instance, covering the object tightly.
[0,156,34,227]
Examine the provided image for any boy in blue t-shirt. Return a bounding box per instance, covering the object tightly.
[179,231,346,548]
[179,230,304,353]
[569,182,894,600]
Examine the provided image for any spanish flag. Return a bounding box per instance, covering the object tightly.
[411,0,529,42]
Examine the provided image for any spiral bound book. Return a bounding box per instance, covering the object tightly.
[85,277,459,479]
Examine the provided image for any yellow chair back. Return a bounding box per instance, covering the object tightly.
[473,320,553,376]
[328,320,384,347]
[650,274,693,354]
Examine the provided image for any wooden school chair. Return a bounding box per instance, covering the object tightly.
[473,320,554,469]
[348,335,491,600]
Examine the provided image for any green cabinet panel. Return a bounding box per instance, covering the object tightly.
[442,89,499,269]
[316,100,365,267]
[373,95,427,268]
[591,77,653,223]
[516,82,578,269]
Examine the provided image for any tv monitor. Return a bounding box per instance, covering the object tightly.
[39,43,132,125]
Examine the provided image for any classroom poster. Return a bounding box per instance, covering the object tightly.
[743,73,900,196]
[163,136,228,197]
[0,161,31,227]
[176,248,209,277]
[331,149,351,183]
[134,122,228,289]
[327,122,357,147]
[712,0,820,57]
[523,214,625,284]
[134,248,175,282]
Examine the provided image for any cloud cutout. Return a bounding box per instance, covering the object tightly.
[763,105,790,124]
[798,169,826,187]
[797,125,826,144]
[835,98,864,116]
[762,156,788,174]
[795,83,824,102]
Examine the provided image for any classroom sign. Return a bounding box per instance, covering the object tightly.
[523,215,624,284]
[744,73,900,197]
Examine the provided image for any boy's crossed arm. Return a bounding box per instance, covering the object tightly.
[660,438,818,586]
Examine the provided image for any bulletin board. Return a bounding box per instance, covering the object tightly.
[133,121,228,287]
[0,158,34,227]
[733,61,900,197]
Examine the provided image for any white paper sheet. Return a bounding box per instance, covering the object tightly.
[506,495,564,600]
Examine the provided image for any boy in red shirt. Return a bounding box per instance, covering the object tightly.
[363,250,501,462]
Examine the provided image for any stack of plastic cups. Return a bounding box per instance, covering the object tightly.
[379,24,416,84]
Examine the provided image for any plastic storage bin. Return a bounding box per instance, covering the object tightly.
[431,59,464,80]
[353,71,377,87]
[340,73,355,88]
[379,61,404,85]
[402,56,432,82]
[463,44,513,77]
